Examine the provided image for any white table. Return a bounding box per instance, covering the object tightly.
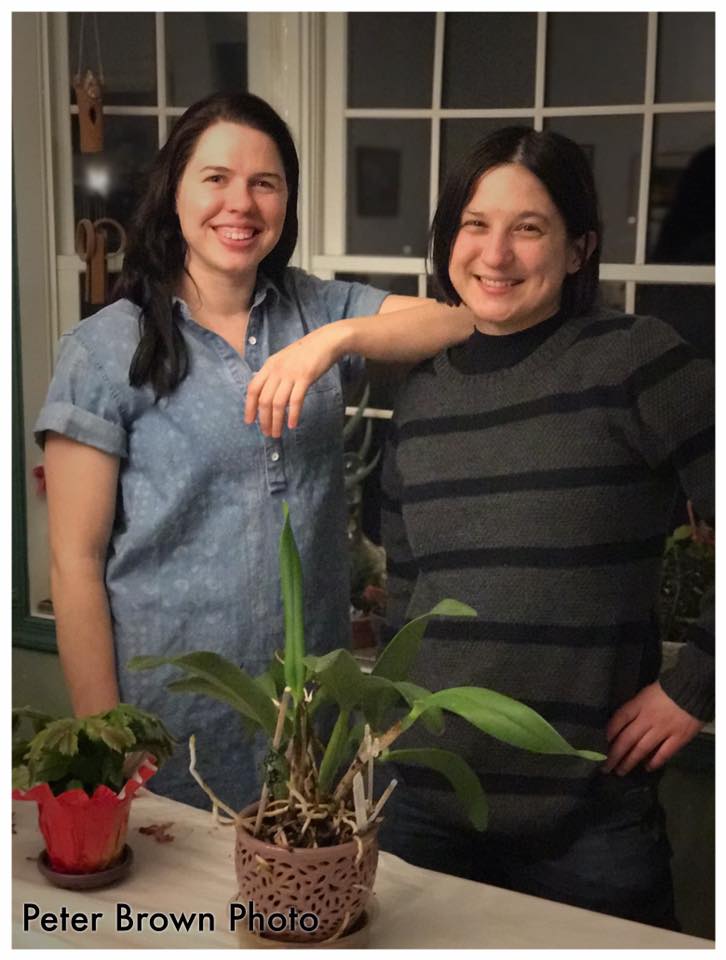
[13,790,713,949]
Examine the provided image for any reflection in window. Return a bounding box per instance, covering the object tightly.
[440,118,534,188]
[347,13,435,108]
[68,13,156,106]
[72,115,158,226]
[544,115,642,263]
[346,120,430,257]
[647,115,714,265]
[545,13,646,106]
[656,13,714,103]
[166,13,247,106]
[635,285,714,361]
[442,13,536,109]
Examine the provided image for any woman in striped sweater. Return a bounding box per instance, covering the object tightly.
[378,128,713,930]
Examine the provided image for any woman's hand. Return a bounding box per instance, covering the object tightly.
[603,681,704,775]
[244,324,350,437]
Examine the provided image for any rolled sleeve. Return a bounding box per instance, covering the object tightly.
[34,333,129,458]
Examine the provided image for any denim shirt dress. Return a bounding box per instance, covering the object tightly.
[34,267,388,809]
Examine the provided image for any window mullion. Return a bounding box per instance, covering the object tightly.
[533,12,547,131]
[429,12,445,228]
[155,12,167,144]
[323,13,346,256]
[634,12,658,266]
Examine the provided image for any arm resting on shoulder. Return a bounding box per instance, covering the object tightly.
[44,433,121,716]
[245,297,476,436]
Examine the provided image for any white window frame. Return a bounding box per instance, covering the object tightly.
[316,12,715,308]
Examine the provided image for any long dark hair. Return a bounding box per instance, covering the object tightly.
[116,92,300,397]
[431,127,601,319]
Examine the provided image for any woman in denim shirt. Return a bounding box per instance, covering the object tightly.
[35,93,473,809]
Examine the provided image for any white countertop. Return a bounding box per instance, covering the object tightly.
[13,789,713,949]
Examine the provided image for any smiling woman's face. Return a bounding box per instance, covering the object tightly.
[448,163,584,335]
[175,121,288,287]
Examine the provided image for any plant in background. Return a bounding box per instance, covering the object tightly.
[659,513,714,645]
[12,704,174,881]
[128,503,604,943]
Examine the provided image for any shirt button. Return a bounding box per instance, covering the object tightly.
[270,451,280,462]
[248,335,257,345]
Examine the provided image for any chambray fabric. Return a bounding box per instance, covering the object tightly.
[35,267,388,810]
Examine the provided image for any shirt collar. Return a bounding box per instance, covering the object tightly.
[172,270,287,315]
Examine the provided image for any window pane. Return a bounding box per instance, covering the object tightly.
[346,120,430,257]
[544,115,642,263]
[334,272,418,297]
[647,115,714,265]
[348,13,435,108]
[545,13,647,106]
[440,118,534,188]
[635,285,714,361]
[442,13,537,108]
[598,282,626,312]
[79,272,121,319]
[68,13,156,106]
[166,13,247,107]
[72,115,158,227]
[656,13,714,103]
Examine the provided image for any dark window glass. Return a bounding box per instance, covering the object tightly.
[442,13,537,108]
[647,114,714,265]
[72,115,158,227]
[545,13,647,106]
[346,120,430,257]
[166,13,247,107]
[78,272,121,319]
[68,13,156,106]
[334,273,418,297]
[440,117,534,188]
[635,284,714,361]
[598,281,626,312]
[545,115,642,263]
[656,13,714,103]
[348,13,435,108]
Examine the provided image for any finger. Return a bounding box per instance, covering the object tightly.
[605,701,639,743]
[244,370,267,424]
[613,728,661,776]
[287,381,310,430]
[270,382,293,439]
[645,735,681,772]
[603,719,647,772]
[256,376,282,436]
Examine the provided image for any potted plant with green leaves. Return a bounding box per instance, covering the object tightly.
[129,504,604,945]
[12,704,174,888]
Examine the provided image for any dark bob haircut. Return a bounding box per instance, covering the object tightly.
[431,127,602,319]
[117,92,299,397]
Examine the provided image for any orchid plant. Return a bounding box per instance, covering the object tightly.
[129,504,603,848]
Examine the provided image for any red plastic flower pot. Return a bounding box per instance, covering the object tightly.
[13,756,157,874]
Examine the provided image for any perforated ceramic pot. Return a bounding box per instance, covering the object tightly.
[234,805,379,944]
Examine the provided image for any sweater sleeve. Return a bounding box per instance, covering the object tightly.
[627,317,714,720]
[380,419,418,643]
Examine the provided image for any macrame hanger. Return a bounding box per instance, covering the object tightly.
[73,13,105,153]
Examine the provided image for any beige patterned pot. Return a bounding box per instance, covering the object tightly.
[233,806,379,944]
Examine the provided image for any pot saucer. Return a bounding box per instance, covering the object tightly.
[237,904,376,949]
[37,844,133,889]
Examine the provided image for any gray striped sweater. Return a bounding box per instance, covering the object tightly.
[380,307,714,845]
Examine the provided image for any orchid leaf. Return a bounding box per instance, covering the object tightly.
[372,600,477,681]
[382,746,488,830]
[128,652,277,737]
[404,687,606,761]
[280,502,305,705]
